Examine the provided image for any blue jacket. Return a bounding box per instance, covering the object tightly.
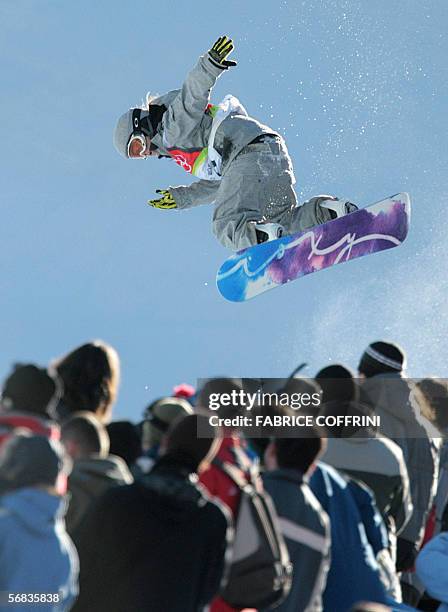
[416,532,448,612]
[0,488,79,611]
[310,464,417,612]
[310,463,389,611]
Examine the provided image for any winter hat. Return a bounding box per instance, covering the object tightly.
[358,341,406,378]
[172,383,196,400]
[0,432,69,492]
[113,109,135,158]
[165,413,219,471]
[196,377,244,419]
[316,364,359,404]
[113,105,166,158]
[1,364,62,417]
[142,397,193,449]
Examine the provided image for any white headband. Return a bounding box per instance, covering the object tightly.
[365,346,405,371]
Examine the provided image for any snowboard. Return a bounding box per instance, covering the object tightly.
[216,193,411,302]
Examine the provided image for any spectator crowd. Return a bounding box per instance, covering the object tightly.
[0,339,447,612]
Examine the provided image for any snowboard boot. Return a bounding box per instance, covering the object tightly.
[253,221,284,244]
[319,197,358,220]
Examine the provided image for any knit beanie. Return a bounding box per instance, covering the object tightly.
[316,364,359,404]
[358,341,406,378]
[1,364,61,417]
[172,383,196,400]
[0,432,69,492]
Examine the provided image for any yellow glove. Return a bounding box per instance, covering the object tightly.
[148,189,177,210]
[208,36,237,70]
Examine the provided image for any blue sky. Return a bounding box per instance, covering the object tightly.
[1,0,447,421]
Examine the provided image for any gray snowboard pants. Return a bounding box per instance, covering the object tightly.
[212,136,332,251]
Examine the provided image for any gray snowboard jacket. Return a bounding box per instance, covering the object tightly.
[321,436,412,541]
[361,374,438,562]
[150,54,280,210]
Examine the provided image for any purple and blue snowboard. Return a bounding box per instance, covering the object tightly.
[216,193,411,302]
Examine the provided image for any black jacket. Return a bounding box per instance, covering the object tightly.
[72,454,231,612]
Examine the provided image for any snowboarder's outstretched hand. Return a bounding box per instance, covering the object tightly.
[208,36,237,70]
[148,189,177,210]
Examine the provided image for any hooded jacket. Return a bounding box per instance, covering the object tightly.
[149,54,280,210]
[0,488,78,612]
[65,454,133,533]
[361,374,438,563]
[72,454,231,612]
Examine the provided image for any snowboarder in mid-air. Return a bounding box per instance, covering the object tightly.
[113,36,357,251]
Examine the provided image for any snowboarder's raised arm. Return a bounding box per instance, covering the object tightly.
[161,36,237,148]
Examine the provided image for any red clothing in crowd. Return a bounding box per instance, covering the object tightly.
[200,435,258,612]
[0,412,60,447]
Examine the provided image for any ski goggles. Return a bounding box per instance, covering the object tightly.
[127,132,148,158]
[127,108,156,159]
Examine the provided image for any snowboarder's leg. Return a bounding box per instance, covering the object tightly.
[212,136,298,250]
[287,195,358,232]
[212,136,357,250]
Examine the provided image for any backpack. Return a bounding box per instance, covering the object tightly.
[214,458,292,609]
